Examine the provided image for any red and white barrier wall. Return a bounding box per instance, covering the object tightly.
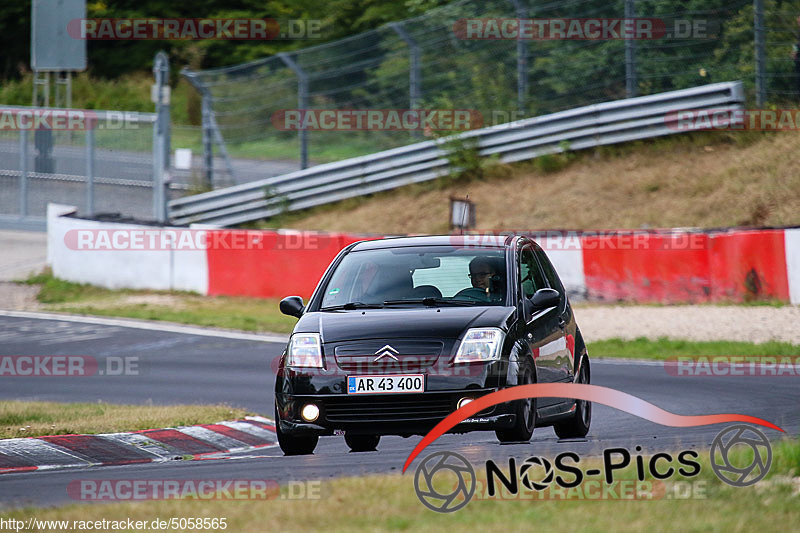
[48,205,800,305]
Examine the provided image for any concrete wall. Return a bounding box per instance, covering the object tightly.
[47,204,208,293]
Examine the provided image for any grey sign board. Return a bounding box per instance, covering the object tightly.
[31,0,87,71]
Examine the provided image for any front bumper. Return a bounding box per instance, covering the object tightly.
[276,389,515,436]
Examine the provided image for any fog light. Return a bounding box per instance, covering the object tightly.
[300,403,320,422]
[457,397,474,410]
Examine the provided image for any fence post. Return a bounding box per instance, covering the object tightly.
[19,130,28,217]
[153,52,170,223]
[510,0,528,116]
[625,0,638,98]
[389,22,422,111]
[279,52,309,170]
[201,89,214,189]
[86,127,94,216]
[754,0,766,107]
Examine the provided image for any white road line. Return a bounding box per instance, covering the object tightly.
[593,358,665,366]
[0,310,288,343]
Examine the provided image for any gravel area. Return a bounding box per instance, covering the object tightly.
[0,282,41,311]
[574,304,800,344]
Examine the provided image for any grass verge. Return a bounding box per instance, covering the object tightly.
[22,270,297,334]
[588,337,800,360]
[3,438,798,531]
[0,401,249,440]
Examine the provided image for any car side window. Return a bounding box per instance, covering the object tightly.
[535,248,565,296]
[519,246,546,298]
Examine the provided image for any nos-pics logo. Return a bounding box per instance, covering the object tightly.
[413,425,772,513]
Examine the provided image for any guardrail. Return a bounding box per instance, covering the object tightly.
[168,81,745,227]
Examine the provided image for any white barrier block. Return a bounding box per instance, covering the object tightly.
[785,228,800,305]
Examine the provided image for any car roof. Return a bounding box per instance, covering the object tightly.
[350,234,518,251]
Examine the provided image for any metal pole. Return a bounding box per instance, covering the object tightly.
[511,0,528,116]
[86,127,94,216]
[153,52,171,169]
[389,23,422,110]
[201,90,214,188]
[279,53,309,169]
[390,22,423,137]
[19,130,28,217]
[754,0,766,107]
[153,51,169,222]
[625,0,638,98]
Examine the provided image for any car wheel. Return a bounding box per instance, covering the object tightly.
[495,356,535,443]
[344,433,380,452]
[275,405,318,456]
[554,357,591,439]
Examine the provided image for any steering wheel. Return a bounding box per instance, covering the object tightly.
[454,287,492,302]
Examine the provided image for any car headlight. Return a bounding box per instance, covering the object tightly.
[454,328,504,363]
[286,333,323,368]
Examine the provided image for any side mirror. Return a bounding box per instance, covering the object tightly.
[529,288,559,310]
[279,296,305,318]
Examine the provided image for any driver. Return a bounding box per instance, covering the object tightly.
[456,256,505,303]
[469,257,497,293]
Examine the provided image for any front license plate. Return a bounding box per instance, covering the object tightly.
[347,374,425,394]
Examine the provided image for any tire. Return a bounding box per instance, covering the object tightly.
[496,356,536,443]
[275,405,318,456]
[554,357,591,439]
[344,433,380,452]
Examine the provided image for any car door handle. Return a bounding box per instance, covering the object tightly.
[558,318,566,329]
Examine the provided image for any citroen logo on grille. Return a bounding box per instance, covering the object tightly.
[373,344,400,362]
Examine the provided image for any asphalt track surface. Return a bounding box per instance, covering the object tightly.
[0,313,797,509]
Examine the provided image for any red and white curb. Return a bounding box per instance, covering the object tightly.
[0,416,276,474]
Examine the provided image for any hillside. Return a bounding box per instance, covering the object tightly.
[270,131,800,233]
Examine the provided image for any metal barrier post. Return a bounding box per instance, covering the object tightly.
[754,0,766,107]
[86,127,94,216]
[19,130,28,217]
[625,0,638,98]
[279,53,309,169]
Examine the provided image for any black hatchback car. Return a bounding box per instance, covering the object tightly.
[275,234,591,455]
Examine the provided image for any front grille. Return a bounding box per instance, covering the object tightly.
[333,340,445,372]
[323,394,453,423]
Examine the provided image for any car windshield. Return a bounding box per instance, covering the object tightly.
[319,245,507,309]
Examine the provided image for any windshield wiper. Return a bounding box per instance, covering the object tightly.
[383,298,478,307]
[321,301,384,311]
